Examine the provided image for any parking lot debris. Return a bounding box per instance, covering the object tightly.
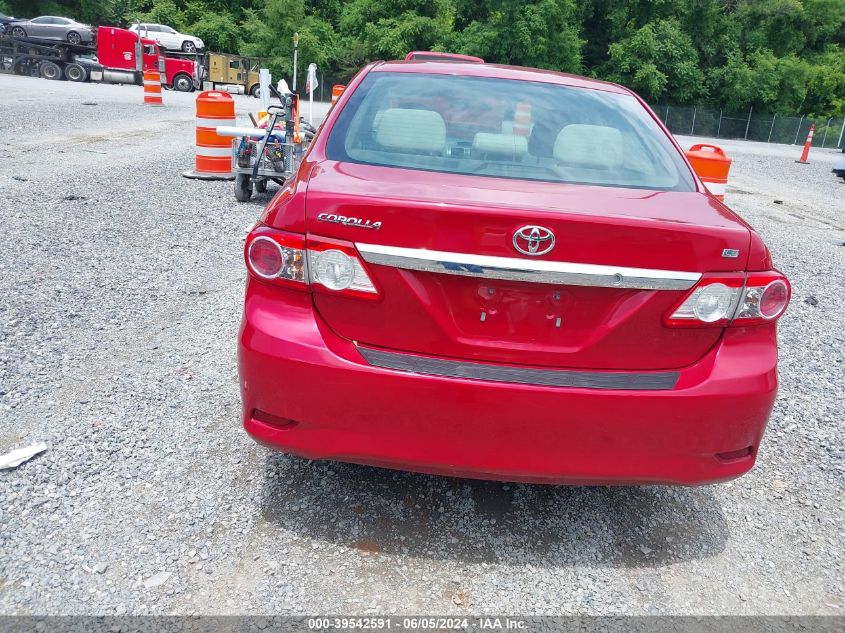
[0,442,47,470]
[143,572,171,589]
[452,588,470,607]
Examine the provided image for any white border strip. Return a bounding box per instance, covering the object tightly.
[195,146,232,157]
[196,117,235,128]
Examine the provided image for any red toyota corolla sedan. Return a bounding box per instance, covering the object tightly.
[238,60,790,485]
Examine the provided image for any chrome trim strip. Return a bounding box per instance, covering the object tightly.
[359,347,679,391]
[356,243,700,290]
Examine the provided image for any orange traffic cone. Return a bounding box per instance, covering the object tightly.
[182,91,236,180]
[143,69,163,107]
[686,144,732,201]
[796,124,815,164]
[513,102,532,137]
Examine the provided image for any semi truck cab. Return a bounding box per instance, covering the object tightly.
[205,52,261,96]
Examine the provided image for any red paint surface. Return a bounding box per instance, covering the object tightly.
[240,61,787,485]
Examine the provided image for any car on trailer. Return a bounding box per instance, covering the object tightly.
[0,26,199,90]
[8,16,94,45]
[129,23,203,53]
[0,13,23,33]
[239,59,791,486]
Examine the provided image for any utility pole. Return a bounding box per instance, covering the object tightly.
[292,32,299,92]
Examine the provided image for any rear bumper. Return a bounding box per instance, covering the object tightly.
[238,282,779,486]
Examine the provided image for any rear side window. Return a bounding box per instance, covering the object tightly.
[326,72,694,191]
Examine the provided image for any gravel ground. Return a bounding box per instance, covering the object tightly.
[0,74,843,616]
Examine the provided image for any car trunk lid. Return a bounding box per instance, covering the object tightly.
[298,161,750,371]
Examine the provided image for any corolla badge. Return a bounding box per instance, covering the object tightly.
[513,225,555,256]
[317,213,382,230]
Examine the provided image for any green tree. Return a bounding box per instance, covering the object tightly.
[604,19,705,102]
[447,0,582,72]
[240,0,336,86]
[2,0,843,116]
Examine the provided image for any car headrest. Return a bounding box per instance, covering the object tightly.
[473,133,528,158]
[375,108,446,154]
[554,124,624,170]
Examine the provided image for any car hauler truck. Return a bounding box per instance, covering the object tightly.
[0,26,199,90]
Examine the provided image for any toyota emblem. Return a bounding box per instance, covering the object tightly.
[513,225,555,256]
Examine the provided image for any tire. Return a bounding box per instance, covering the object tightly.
[173,74,193,92]
[181,40,197,53]
[234,174,252,202]
[66,31,82,45]
[65,63,87,82]
[40,61,63,81]
[255,179,267,194]
[11,26,25,38]
[250,84,260,98]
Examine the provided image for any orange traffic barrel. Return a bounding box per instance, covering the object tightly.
[686,143,731,201]
[513,102,532,136]
[143,69,163,106]
[182,91,236,181]
[331,84,345,105]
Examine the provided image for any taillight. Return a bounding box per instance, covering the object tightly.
[244,226,379,298]
[244,228,306,289]
[734,274,790,324]
[307,236,380,299]
[666,271,790,327]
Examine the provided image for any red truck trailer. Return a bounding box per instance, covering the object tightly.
[0,26,199,90]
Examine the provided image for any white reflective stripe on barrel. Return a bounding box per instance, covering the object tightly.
[195,146,232,157]
[705,182,726,196]
[196,117,236,128]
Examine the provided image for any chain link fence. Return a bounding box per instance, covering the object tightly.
[651,104,845,149]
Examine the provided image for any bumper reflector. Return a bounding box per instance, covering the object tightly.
[252,409,296,429]
[358,347,679,391]
[715,446,754,462]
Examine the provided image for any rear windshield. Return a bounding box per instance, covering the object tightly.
[326,72,695,191]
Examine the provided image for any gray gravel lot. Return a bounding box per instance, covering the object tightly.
[0,74,843,616]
